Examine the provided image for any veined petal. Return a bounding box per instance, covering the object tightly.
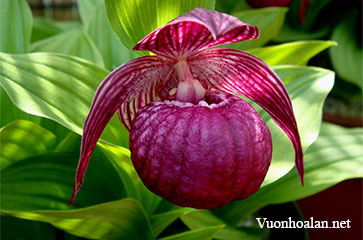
[133,8,258,58]
[71,56,174,205]
[188,48,304,183]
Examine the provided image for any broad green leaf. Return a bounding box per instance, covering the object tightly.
[97,142,186,237]
[31,18,81,43]
[105,0,215,49]
[79,0,139,70]
[31,18,63,43]
[181,210,266,240]
[329,10,362,89]
[0,0,40,127]
[158,225,224,240]
[30,28,105,67]
[262,66,334,184]
[39,118,72,145]
[231,0,251,12]
[55,21,82,32]
[1,87,40,127]
[216,123,363,225]
[3,199,154,240]
[0,52,129,147]
[97,143,140,201]
[247,40,337,66]
[0,120,56,170]
[99,140,161,216]
[1,150,126,211]
[227,7,287,50]
[151,209,190,237]
[0,0,32,53]
[78,0,100,25]
[215,0,238,13]
[273,24,329,43]
[1,216,56,240]
[1,122,125,211]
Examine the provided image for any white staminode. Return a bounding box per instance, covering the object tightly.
[174,60,206,104]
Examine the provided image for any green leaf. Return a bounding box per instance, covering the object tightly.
[0,0,32,53]
[97,143,140,201]
[78,0,100,25]
[158,225,224,240]
[227,7,287,50]
[0,120,56,170]
[0,0,40,127]
[262,66,334,184]
[98,142,161,216]
[216,123,363,225]
[1,120,126,211]
[31,18,81,43]
[1,215,56,240]
[329,10,362,89]
[151,209,189,237]
[273,24,329,43]
[39,118,72,145]
[105,0,215,49]
[55,21,82,32]
[181,210,266,240]
[30,28,105,67]
[0,52,129,147]
[0,87,41,127]
[215,0,243,13]
[79,0,140,70]
[3,199,155,240]
[247,40,337,66]
[1,150,126,211]
[31,18,63,43]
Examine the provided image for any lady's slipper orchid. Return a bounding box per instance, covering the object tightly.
[71,8,303,209]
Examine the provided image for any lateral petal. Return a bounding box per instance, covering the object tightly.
[71,56,174,205]
[188,48,304,183]
[134,8,258,58]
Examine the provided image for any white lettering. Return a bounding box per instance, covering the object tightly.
[256,218,267,228]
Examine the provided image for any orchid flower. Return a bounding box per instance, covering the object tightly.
[71,8,303,209]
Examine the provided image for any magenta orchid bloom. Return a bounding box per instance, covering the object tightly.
[71,8,303,209]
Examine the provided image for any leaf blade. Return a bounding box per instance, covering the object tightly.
[0,0,32,53]
[105,0,215,49]
[0,52,129,147]
[247,40,337,66]
[227,7,287,50]
[2,199,155,240]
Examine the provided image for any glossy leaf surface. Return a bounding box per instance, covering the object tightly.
[0,52,129,147]
[105,0,215,49]
[227,7,287,49]
[3,200,154,240]
[247,40,336,66]
[330,10,362,89]
[30,28,105,67]
[78,0,140,70]
[0,0,32,53]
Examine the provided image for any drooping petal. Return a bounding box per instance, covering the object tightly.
[133,8,259,58]
[71,56,174,205]
[188,48,304,183]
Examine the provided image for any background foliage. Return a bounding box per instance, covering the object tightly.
[1,0,362,239]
